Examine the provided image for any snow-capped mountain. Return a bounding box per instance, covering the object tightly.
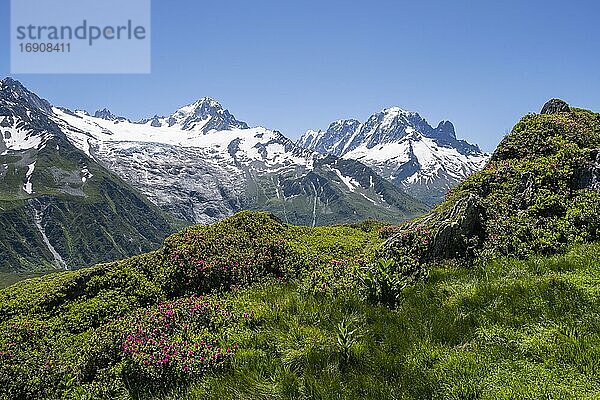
[299,107,489,205]
[0,78,173,272]
[137,97,249,132]
[51,96,425,226]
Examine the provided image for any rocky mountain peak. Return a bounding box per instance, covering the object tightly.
[330,118,361,130]
[94,108,128,122]
[165,97,249,132]
[0,77,53,114]
[298,105,489,205]
[435,120,457,139]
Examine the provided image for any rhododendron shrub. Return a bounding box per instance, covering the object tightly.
[118,295,238,386]
[159,212,296,296]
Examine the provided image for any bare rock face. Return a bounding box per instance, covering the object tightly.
[541,99,570,115]
[574,148,600,190]
[383,193,485,263]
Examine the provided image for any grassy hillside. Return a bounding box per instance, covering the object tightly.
[0,212,381,399]
[1,211,599,399]
[165,244,600,400]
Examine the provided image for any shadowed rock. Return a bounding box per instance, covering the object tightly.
[541,99,570,115]
[383,193,485,263]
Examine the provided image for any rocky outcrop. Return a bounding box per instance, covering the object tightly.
[574,148,600,190]
[384,193,485,263]
[384,101,600,270]
[541,99,570,115]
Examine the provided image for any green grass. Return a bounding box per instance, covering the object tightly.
[2,212,600,399]
[155,244,600,400]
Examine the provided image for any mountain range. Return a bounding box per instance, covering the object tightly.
[53,97,425,227]
[0,78,173,273]
[299,108,489,205]
[0,77,486,272]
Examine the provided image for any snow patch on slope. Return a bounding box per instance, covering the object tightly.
[333,168,359,192]
[1,123,44,151]
[23,162,35,194]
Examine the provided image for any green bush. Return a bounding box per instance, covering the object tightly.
[0,211,382,399]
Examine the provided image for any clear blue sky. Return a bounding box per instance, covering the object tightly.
[1,0,599,151]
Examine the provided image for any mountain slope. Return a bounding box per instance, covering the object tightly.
[51,97,426,226]
[0,78,174,272]
[383,99,600,265]
[299,107,489,205]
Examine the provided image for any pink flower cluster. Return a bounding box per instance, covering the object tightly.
[120,295,237,377]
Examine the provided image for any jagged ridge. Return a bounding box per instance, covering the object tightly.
[299,107,489,205]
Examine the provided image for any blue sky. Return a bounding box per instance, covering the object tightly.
[1,0,599,151]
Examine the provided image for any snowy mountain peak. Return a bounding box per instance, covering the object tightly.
[192,96,222,109]
[298,106,489,205]
[381,106,416,116]
[140,97,250,133]
[297,119,361,156]
[0,77,53,114]
[0,77,22,90]
[174,97,223,117]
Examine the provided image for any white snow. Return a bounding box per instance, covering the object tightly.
[299,105,490,200]
[1,123,45,151]
[23,162,35,194]
[81,166,93,183]
[53,107,313,171]
[345,141,411,163]
[360,192,378,205]
[333,169,360,192]
[344,132,488,187]
[49,106,329,224]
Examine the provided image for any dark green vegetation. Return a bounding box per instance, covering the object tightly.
[164,244,600,399]
[385,105,600,265]
[249,155,427,227]
[0,174,174,273]
[0,212,382,399]
[2,102,600,399]
[0,271,45,290]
